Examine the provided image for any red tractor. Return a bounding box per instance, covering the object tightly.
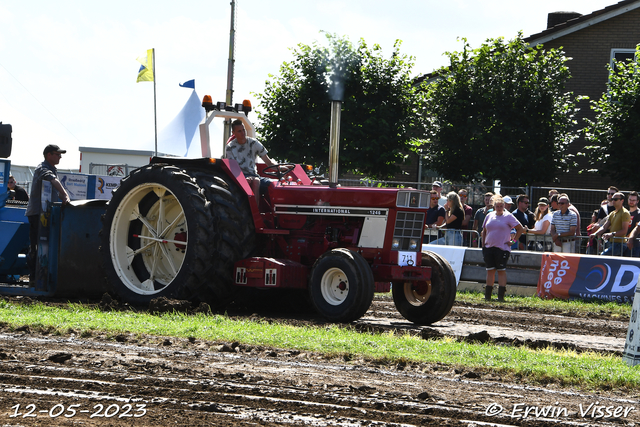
[100,100,455,324]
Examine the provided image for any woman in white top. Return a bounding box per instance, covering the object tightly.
[527,197,554,250]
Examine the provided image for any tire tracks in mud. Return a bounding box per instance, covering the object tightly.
[357,298,629,355]
[0,332,637,426]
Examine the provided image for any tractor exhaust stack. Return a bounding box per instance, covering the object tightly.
[328,100,341,188]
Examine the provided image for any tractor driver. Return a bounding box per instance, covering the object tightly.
[25,144,71,283]
[226,119,279,205]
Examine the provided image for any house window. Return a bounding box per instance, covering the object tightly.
[610,49,637,74]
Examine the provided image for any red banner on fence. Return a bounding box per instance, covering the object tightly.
[537,253,581,299]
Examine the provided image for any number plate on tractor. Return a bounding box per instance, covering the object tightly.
[398,251,417,267]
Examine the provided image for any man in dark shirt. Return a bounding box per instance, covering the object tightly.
[25,145,71,282]
[474,192,493,247]
[597,186,617,223]
[7,175,29,201]
[627,191,640,235]
[424,190,445,243]
[458,188,473,246]
[513,194,535,249]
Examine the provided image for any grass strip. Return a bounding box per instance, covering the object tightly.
[455,291,631,318]
[0,299,638,391]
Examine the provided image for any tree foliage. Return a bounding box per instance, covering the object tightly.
[421,33,579,187]
[583,46,640,188]
[254,34,426,179]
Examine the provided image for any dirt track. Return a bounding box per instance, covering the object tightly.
[0,295,638,426]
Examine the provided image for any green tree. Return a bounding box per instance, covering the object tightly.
[421,33,579,187]
[583,47,640,187]
[254,33,426,179]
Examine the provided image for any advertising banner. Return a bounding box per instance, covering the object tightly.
[623,279,640,366]
[421,245,466,285]
[59,173,88,200]
[94,176,122,200]
[537,253,640,303]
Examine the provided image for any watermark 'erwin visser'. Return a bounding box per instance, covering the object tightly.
[485,402,635,419]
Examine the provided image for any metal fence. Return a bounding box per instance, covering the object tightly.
[338,178,635,236]
[423,229,480,248]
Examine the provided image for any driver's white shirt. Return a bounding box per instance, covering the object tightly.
[226,137,268,177]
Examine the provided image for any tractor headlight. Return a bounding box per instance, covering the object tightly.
[409,239,418,250]
[392,239,400,250]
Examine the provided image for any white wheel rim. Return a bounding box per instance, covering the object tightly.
[403,281,431,306]
[109,183,188,295]
[320,267,349,306]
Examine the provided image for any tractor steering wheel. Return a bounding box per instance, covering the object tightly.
[262,163,296,180]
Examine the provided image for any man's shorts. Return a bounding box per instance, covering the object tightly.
[482,246,510,270]
[246,174,273,194]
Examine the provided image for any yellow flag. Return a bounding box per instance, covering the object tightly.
[136,49,154,83]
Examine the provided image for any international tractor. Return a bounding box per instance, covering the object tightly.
[0,99,456,324]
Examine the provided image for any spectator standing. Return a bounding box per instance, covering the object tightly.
[548,189,559,199]
[527,197,553,251]
[597,186,617,224]
[7,175,29,201]
[25,145,71,283]
[424,190,445,243]
[560,193,582,253]
[627,191,640,235]
[458,188,473,245]
[549,194,559,212]
[627,220,640,257]
[593,192,631,257]
[474,192,494,247]
[513,194,535,249]
[586,209,601,255]
[550,195,578,253]
[430,192,464,246]
[503,195,513,212]
[481,195,524,301]
[432,181,447,207]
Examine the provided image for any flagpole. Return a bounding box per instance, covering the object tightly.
[153,48,158,157]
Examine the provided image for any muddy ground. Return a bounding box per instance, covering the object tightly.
[0,294,638,427]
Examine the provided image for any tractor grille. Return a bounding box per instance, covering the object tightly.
[392,211,425,251]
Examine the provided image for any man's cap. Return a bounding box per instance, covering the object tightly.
[503,196,513,204]
[432,181,443,188]
[43,144,66,155]
[538,197,549,205]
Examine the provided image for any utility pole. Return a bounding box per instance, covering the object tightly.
[223,0,236,143]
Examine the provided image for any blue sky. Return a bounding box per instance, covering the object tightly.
[0,0,616,168]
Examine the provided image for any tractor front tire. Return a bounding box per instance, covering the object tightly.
[392,250,456,325]
[309,249,374,323]
[100,165,215,305]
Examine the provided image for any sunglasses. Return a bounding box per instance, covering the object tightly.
[613,197,624,201]
[558,201,567,205]
[430,197,439,200]
[608,192,616,196]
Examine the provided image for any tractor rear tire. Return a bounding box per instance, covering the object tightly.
[189,170,257,305]
[309,249,374,323]
[100,165,216,305]
[392,250,456,325]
